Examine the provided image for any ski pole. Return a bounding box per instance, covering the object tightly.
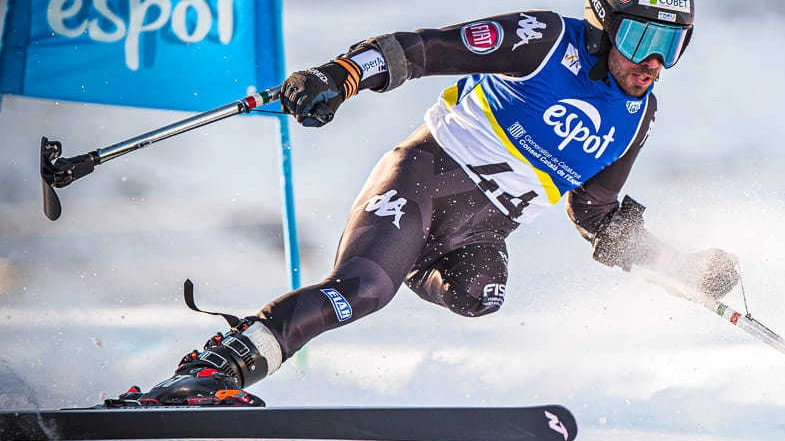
[696,296,785,355]
[653,279,785,356]
[40,85,283,221]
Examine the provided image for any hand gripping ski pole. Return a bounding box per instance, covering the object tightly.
[40,85,283,221]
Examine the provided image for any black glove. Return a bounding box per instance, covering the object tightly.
[593,196,740,298]
[280,59,362,127]
[592,195,651,271]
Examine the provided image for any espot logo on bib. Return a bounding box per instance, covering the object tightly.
[542,99,617,159]
[460,21,504,55]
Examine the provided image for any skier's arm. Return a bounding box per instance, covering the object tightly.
[564,92,658,241]
[345,10,564,91]
[280,11,563,126]
[564,96,738,298]
[586,195,740,299]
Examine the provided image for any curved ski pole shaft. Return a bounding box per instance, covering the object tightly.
[96,85,283,163]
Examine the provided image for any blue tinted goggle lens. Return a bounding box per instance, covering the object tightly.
[615,18,689,68]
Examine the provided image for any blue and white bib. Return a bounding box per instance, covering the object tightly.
[425,16,653,223]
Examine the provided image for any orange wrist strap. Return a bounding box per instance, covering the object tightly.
[335,58,362,99]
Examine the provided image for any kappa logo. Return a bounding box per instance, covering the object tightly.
[461,20,504,54]
[512,13,546,50]
[321,289,353,322]
[561,43,582,76]
[364,189,407,229]
[544,410,570,441]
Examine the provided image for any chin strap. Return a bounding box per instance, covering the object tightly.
[585,21,613,82]
[589,53,610,82]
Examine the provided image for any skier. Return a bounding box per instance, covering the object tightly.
[122,0,739,405]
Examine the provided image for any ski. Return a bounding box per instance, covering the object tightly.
[0,405,576,441]
[0,405,577,441]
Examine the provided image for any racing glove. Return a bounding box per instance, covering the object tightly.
[592,196,739,299]
[280,59,362,127]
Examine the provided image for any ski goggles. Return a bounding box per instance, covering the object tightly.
[614,17,691,68]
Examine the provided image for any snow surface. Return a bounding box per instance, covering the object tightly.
[1,1,785,440]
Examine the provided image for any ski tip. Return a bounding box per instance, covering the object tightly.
[542,404,578,441]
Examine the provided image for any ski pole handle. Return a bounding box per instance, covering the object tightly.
[243,85,282,110]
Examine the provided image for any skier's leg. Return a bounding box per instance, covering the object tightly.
[258,128,440,360]
[406,242,510,317]
[136,127,447,404]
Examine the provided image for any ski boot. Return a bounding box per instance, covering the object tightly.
[103,281,284,408]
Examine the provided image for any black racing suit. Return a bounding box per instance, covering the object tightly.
[260,11,656,361]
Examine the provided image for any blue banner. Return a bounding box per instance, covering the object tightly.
[0,0,284,112]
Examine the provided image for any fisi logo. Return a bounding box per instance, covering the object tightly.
[321,289,353,322]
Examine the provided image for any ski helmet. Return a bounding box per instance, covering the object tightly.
[586,0,695,68]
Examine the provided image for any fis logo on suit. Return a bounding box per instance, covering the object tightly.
[542,99,616,159]
[321,289,353,322]
[482,284,505,307]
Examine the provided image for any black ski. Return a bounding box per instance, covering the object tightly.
[0,405,577,441]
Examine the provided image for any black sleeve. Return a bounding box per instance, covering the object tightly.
[565,93,659,240]
[347,10,565,92]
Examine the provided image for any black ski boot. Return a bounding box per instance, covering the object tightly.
[103,281,283,408]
